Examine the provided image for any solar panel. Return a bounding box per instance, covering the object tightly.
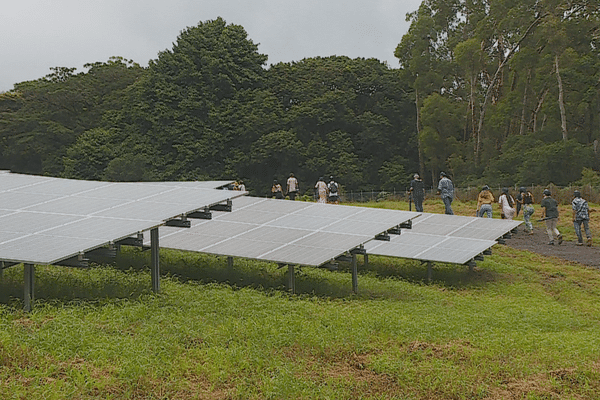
[366,232,496,265]
[0,173,242,265]
[158,197,420,267]
[365,213,521,265]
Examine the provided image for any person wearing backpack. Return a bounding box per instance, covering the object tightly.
[498,187,516,220]
[271,180,284,199]
[540,189,562,245]
[572,190,592,246]
[327,176,339,204]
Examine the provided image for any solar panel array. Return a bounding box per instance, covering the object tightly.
[0,173,240,265]
[365,213,521,264]
[158,196,420,267]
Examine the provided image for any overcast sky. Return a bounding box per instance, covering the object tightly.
[1,0,422,92]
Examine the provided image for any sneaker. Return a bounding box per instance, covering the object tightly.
[577,242,583,246]
[557,234,563,245]
[548,241,554,245]
[528,231,534,235]
[587,237,593,247]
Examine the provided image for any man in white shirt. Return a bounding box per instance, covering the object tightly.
[286,173,299,200]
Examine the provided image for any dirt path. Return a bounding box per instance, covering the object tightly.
[502,225,600,268]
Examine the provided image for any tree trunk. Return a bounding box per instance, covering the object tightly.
[415,87,426,180]
[519,70,531,135]
[555,54,568,141]
[532,87,549,133]
[476,15,544,161]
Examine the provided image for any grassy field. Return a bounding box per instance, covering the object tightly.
[1,199,599,399]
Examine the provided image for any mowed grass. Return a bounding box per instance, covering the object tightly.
[0,199,599,399]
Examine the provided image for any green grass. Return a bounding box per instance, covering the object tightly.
[1,201,599,399]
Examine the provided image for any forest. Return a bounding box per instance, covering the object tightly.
[1,0,599,196]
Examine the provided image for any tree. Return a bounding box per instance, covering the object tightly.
[112,17,268,181]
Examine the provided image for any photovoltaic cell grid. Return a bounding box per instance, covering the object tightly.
[158,196,420,267]
[365,213,522,264]
[0,173,240,265]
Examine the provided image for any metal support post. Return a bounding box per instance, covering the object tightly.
[24,263,34,312]
[352,253,358,294]
[150,227,160,293]
[363,253,369,269]
[227,256,233,270]
[288,265,295,294]
[427,262,433,283]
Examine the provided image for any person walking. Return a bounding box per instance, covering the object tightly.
[409,173,425,212]
[572,190,593,246]
[271,180,284,199]
[476,185,494,218]
[517,187,535,234]
[540,189,562,245]
[498,188,516,220]
[286,173,299,200]
[314,177,328,204]
[327,176,340,204]
[436,172,454,215]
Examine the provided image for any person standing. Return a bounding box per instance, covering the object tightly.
[314,177,328,204]
[286,173,299,200]
[540,189,562,245]
[517,187,535,234]
[498,188,516,220]
[476,185,494,218]
[271,180,284,199]
[572,190,592,246]
[409,173,425,212]
[327,176,340,204]
[436,172,454,215]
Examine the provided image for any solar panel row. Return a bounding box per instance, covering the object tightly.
[0,173,240,265]
[365,213,521,264]
[158,196,420,267]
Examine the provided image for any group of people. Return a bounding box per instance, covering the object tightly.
[409,171,454,215]
[412,172,593,247]
[476,185,593,246]
[271,173,300,200]
[314,176,340,204]
[270,173,340,204]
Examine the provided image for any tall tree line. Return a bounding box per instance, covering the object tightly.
[396,0,600,186]
[1,10,599,194]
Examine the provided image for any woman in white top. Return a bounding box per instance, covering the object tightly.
[498,187,516,219]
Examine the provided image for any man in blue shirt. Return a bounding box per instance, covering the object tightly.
[436,172,454,215]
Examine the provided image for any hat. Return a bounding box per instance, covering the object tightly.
[482,185,490,191]
[574,190,581,197]
[519,187,526,193]
[414,173,420,178]
[502,187,509,194]
[440,171,447,177]
[543,189,551,196]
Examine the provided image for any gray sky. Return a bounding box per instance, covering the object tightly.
[1,0,422,92]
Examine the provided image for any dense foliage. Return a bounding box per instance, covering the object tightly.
[1,9,599,194]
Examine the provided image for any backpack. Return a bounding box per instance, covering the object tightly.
[328,182,338,194]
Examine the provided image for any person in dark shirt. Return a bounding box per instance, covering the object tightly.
[409,173,425,212]
[572,190,592,246]
[540,189,561,245]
